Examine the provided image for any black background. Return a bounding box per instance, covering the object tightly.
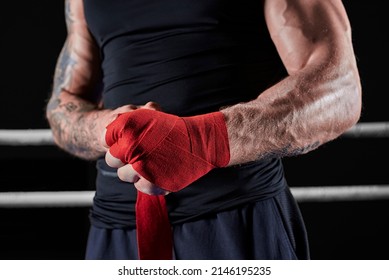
[0,1,388,260]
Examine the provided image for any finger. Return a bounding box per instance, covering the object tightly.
[135,179,170,196]
[103,103,160,148]
[104,105,138,148]
[104,117,122,147]
[105,149,126,168]
[117,164,141,183]
[102,127,109,148]
[142,101,162,111]
[115,104,138,114]
[97,127,110,152]
[102,126,114,148]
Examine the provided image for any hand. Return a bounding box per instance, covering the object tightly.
[105,152,170,195]
[96,102,161,153]
[103,109,230,193]
[103,102,169,196]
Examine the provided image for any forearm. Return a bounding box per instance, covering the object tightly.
[222,61,362,166]
[46,90,107,160]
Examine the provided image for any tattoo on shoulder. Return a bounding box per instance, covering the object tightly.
[65,0,75,28]
[53,40,77,96]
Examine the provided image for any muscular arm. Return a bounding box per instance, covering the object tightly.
[103,0,362,194]
[46,0,112,160]
[222,0,362,165]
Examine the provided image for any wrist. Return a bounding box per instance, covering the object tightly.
[183,111,230,168]
[84,109,112,154]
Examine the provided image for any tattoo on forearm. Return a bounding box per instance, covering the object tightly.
[59,102,78,113]
[47,98,103,160]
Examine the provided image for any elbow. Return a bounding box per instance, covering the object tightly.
[45,107,55,135]
[45,108,52,126]
[346,68,362,126]
[45,112,61,146]
[45,97,57,125]
[45,105,62,146]
[349,84,362,127]
[337,69,362,134]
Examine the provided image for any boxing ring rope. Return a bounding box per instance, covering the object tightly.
[0,121,388,146]
[0,129,54,146]
[0,121,388,207]
[0,185,389,208]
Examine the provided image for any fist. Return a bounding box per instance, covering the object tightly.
[103,102,169,195]
[104,108,230,193]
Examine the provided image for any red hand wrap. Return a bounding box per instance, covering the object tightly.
[135,191,172,260]
[105,109,230,192]
[105,109,230,260]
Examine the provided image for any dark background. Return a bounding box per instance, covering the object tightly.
[0,1,388,260]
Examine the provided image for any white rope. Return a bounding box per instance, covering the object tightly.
[341,122,389,138]
[0,185,388,208]
[291,185,389,202]
[0,124,387,207]
[0,191,94,208]
[0,129,54,146]
[0,122,388,146]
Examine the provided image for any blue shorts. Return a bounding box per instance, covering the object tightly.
[85,187,309,260]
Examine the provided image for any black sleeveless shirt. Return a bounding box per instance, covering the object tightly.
[83,0,289,228]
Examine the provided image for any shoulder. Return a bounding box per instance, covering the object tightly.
[263,0,353,73]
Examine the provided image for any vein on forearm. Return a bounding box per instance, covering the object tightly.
[223,60,361,165]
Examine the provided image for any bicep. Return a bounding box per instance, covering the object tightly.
[52,0,101,100]
[264,0,353,74]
